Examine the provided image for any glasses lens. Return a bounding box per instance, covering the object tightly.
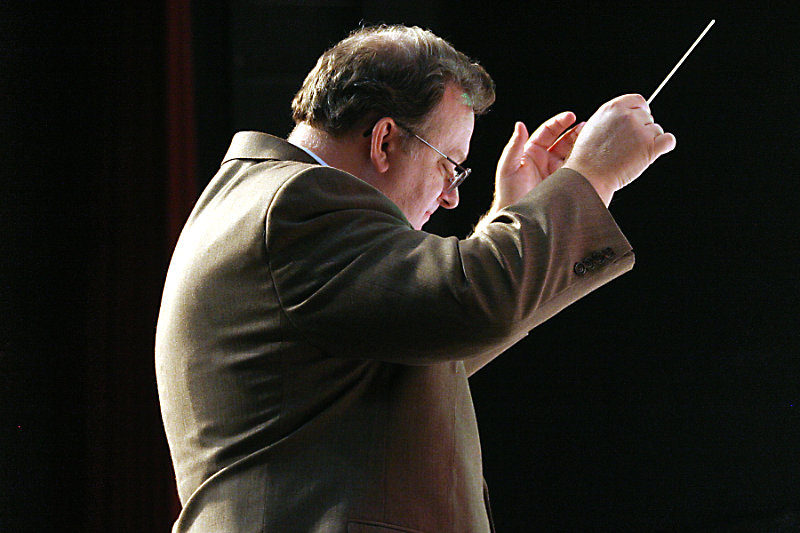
[447,167,471,192]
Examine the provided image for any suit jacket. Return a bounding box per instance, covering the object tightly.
[156,131,634,532]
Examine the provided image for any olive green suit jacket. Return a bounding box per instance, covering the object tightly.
[156,132,634,532]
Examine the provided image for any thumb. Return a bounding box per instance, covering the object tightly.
[497,122,529,176]
[653,132,677,158]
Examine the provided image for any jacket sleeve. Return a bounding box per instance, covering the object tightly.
[266,165,633,367]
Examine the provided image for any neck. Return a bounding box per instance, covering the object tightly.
[288,123,369,178]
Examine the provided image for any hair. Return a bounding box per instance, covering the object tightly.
[291,25,495,138]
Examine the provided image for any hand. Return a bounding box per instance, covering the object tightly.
[491,111,584,210]
[564,94,676,206]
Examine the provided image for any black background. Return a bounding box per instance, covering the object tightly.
[2,1,799,531]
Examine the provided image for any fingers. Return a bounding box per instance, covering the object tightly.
[529,111,577,151]
[506,121,528,159]
[548,121,585,158]
[496,121,529,176]
[612,93,647,109]
[644,120,676,157]
[654,131,677,156]
[613,94,675,158]
[565,93,679,196]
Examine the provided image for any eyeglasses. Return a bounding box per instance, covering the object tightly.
[364,120,471,193]
[402,127,471,193]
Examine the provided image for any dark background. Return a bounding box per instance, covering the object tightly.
[2,1,798,531]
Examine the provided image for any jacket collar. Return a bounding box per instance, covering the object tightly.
[222,131,318,165]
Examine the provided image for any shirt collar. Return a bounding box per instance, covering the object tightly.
[288,141,329,167]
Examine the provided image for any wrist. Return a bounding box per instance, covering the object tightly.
[563,165,614,207]
[589,179,614,207]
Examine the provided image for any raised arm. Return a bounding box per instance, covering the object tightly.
[564,93,677,206]
[474,111,583,233]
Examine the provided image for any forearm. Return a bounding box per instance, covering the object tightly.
[463,168,633,375]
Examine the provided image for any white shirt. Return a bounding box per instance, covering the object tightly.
[289,141,329,167]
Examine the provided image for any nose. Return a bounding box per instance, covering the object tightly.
[438,185,459,209]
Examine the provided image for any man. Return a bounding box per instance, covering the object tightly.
[156,24,675,532]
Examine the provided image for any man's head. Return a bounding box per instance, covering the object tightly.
[290,25,495,229]
[291,24,495,139]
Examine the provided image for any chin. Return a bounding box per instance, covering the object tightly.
[419,212,433,229]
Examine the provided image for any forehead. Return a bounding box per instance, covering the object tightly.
[427,85,475,162]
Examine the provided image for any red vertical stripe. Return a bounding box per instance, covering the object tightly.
[164,0,195,520]
[167,0,198,251]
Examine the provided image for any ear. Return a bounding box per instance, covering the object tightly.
[367,117,401,174]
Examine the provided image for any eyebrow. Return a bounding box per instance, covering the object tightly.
[433,147,466,168]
